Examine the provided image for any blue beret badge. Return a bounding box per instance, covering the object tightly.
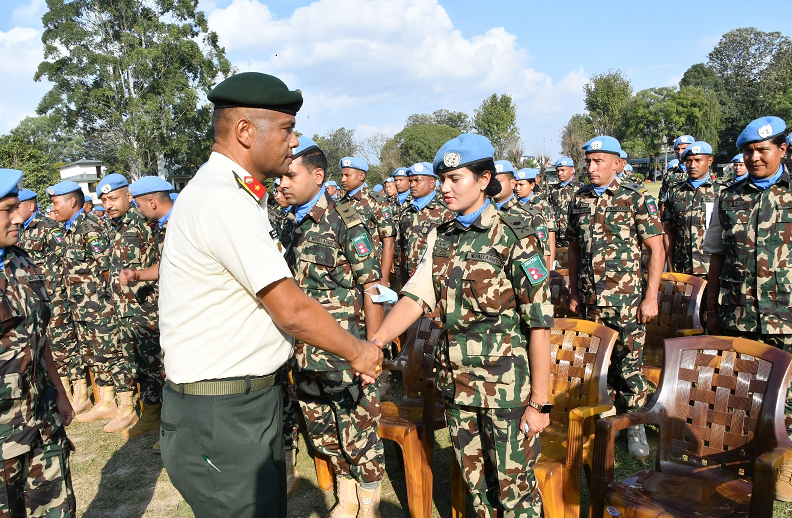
[443,153,461,168]
[521,254,549,285]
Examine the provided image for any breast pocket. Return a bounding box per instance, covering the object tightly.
[66,248,87,273]
[460,261,512,317]
[774,209,792,247]
[300,243,339,288]
[458,332,515,384]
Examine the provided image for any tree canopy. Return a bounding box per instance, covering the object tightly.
[473,94,521,159]
[392,124,461,166]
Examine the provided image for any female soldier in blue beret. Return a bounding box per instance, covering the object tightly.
[371,134,553,517]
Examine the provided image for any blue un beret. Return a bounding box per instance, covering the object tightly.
[339,157,368,173]
[292,137,320,161]
[619,150,628,159]
[384,177,394,183]
[623,164,633,172]
[392,167,409,177]
[17,189,37,202]
[47,181,82,198]
[681,141,713,160]
[97,173,129,198]
[408,162,436,178]
[584,136,622,156]
[674,135,695,148]
[515,168,539,181]
[0,169,22,199]
[731,154,744,163]
[373,184,383,193]
[325,180,338,188]
[555,157,574,167]
[169,193,179,201]
[94,205,106,212]
[736,116,787,149]
[787,134,792,147]
[130,176,173,197]
[433,133,495,175]
[494,160,516,176]
[84,194,93,204]
[667,159,679,171]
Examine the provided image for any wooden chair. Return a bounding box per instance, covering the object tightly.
[312,316,446,518]
[549,269,575,319]
[591,335,792,518]
[643,272,706,386]
[452,318,618,518]
[555,246,569,270]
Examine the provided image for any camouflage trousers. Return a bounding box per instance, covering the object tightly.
[584,305,648,411]
[445,404,542,518]
[282,379,298,453]
[47,319,82,382]
[725,331,792,437]
[75,321,133,392]
[0,437,75,518]
[293,369,384,484]
[118,316,164,405]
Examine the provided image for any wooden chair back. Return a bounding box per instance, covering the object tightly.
[654,336,792,479]
[549,269,575,319]
[555,246,568,270]
[644,272,705,367]
[396,316,443,404]
[548,318,617,430]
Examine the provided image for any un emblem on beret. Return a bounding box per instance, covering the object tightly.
[47,188,54,196]
[758,124,773,138]
[443,153,461,168]
[100,184,112,194]
[691,146,701,154]
[495,163,503,173]
[413,163,424,173]
[560,160,567,166]
[591,140,602,150]
[343,159,351,167]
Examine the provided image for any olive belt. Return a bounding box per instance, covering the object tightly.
[167,373,278,396]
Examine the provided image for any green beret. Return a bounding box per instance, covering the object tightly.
[207,72,303,115]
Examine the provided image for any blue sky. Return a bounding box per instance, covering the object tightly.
[1,0,789,161]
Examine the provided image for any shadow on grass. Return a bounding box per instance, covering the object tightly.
[81,431,162,518]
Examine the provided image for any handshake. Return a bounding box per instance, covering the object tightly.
[351,335,387,386]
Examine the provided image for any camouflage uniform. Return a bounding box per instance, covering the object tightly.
[548,180,581,247]
[397,194,454,280]
[401,202,554,517]
[659,164,687,204]
[566,176,663,411]
[661,178,720,277]
[0,246,75,517]
[341,185,395,257]
[108,209,161,404]
[61,211,127,389]
[521,195,556,253]
[498,196,550,257]
[282,193,384,484]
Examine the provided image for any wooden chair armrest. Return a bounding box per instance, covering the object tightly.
[756,444,792,473]
[382,357,407,373]
[422,376,437,422]
[752,444,792,517]
[569,403,613,423]
[565,403,612,469]
[675,328,705,337]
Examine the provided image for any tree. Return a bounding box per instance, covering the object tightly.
[673,86,723,153]
[560,114,594,172]
[313,128,359,184]
[10,115,86,163]
[361,132,396,185]
[405,109,472,133]
[0,135,60,202]
[392,124,460,165]
[583,70,632,137]
[473,94,520,158]
[35,0,232,179]
[622,87,681,170]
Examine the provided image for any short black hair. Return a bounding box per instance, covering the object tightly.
[301,148,328,182]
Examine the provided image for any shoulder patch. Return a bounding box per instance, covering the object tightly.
[49,227,64,244]
[370,191,385,203]
[499,213,536,240]
[645,196,659,216]
[335,202,364,229]
[351,233,374,257]
[521,254,549,285]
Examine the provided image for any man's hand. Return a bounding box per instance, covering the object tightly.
[637,296,659,324]
[56,389,74,426]
[349,339,383,381]
[568,292,581,316]
[118,268,136,286]
[520,406,550,440]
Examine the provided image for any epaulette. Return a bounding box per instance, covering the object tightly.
[370,191,385,203]
[79,220,95,236]
[621,181,647,194]
[436,219,455,233]
[575,184,593,195]
[499,213,536,240]
[335,202,364,229]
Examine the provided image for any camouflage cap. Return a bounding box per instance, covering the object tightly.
[207,72,303,115]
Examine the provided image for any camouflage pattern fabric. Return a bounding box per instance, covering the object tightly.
[584,306,648,411]
[397,194,454,279]
[153,220,168,257]
[401,203,555,408]
[445,404,542,518]
[282,194,381,371]
[565,175,663,307]
[118,317,163,405]
[715,170,792,334]
[548,180,581,247]
[341,185,395,256]
[521,194,556,237]
[659,164,687,203]
[0,247,75,517]
[18,212,63,277]
[661,178,720,277]
[293,366,383,484]
[266,199,288,243]
[497,197,550,256]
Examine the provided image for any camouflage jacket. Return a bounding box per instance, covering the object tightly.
[402,202,554,408]
[153,220,168,257]
[266,198,288,242]
[282,194,381,371]
[87,211,112,238]
[497,196,551,252]
[398,193,455,278]
[0,247,64,460]
[341,185,396,255]
[108,210,158,318]
[548,180,581,245]
[659,164,687,203]
[522,194,556,236]
[566,176,663,307]
[61,211,113,321]
[661,178,720,277]
[715,170,792,334]
[18,212,64,284]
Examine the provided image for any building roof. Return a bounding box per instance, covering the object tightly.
[61,158,103,168]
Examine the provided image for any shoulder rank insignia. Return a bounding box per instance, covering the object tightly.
[233,171,266,202]
[521,254,549,285]
[499,213,535,240]
[645,196,658,215]
[335,202,364,229]
[351,233,374,257]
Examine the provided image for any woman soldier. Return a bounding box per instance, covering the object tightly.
[372,134,553,517]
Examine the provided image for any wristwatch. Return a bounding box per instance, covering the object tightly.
[528,400,553,414]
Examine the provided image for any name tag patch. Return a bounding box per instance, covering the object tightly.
[605,206,631,212]
[465,252,503,267]
[307,236,336,248]
[778,204,792,210]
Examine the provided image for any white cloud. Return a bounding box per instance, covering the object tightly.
[0,26,50,132]
[11,0,46,26]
